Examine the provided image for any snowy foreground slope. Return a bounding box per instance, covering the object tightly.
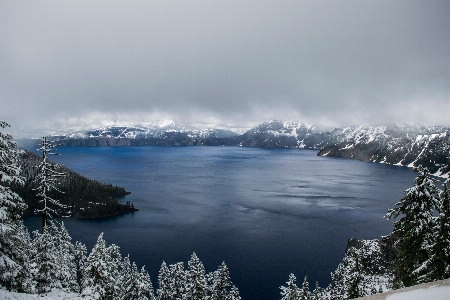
[0,288,88,299]
[2,280,449,300]
[357,278,450,300]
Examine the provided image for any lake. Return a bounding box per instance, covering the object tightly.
[23,146,417,299]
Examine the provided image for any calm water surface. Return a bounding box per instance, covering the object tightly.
[23,146,417,299]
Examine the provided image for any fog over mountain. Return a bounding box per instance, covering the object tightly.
[1,0,449,137]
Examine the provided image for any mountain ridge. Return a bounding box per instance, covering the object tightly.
[18,119,450,176]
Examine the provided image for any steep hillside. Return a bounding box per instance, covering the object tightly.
[317,124,450,174]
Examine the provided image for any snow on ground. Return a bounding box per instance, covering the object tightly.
[385,285,450,300]
[359,278,450,300]
[0,288,92,300]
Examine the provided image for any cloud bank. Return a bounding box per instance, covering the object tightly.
[1,0,449,137]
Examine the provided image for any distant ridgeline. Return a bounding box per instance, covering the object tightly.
[18,120,450,176]
[10,150,135,218]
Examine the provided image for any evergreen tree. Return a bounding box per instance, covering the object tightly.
[280,273,301,300]
[300,276,310,300]
[82,233,117,299]
[34,136,67,232]
[169,262,186,299]
[32,228,59,293]
[121,255,132,299]
[54,222,78,291]
[157,261,173,300]
[209,262,232,300]
[0,121,30,291]
[137,266,155,300]
[107,243,122,297]
[311,281,324,300]
[226,285,241,300]
[74,241,87,293]
[385,166,440,286]
[421,182,450,281]
[185,252,208,300]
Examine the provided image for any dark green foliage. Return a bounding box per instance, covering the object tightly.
[385,166,439,287]
[10,150,135,218]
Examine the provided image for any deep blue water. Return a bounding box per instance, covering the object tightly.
[23,146,417,300]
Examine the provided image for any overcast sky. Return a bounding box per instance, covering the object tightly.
[1,0,449,137]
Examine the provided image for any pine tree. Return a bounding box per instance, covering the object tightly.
[137,266,155,300]
[226,285,241,300]
[209,262,232,300]
[0,121,30,291]
[280,273,301,300]
[157,261,173,300]
[34,136,68,232]
[32,228,59,293]
[311,281,324,300]
[74,241,87,292]
[385,166,440,287]
[107,243,122,297]
[300,276,310,300]
[82,233,117,299]
[421,182,450,281]
[169,262,186,299]
[185,252,208,300]
[121,255,133,299]
[54,222,78,291]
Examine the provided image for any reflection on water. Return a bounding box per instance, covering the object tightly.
[23,147,416,300]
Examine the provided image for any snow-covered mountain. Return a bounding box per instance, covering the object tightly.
[43,119,449,175]
[316,124,450,175]
[236,120,323,148]
[57,119,238,141]
[226,120,448,175]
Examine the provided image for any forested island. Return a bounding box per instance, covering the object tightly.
[10,150,137,219]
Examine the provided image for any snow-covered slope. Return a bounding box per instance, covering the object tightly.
[317,124,450,175]
[0,288,90,299]
[237,120,322,148]
[359,278,450,300]
[57,119,238,141]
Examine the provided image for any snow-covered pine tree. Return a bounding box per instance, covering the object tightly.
[280,273,301,300]
[311,281,324,300]
[137,266,155,300]
[74,241,87,292]
[385,165,440,287]
[32,228,59,293]
[227,285,242,300]
[420,182,450,281]
[34,136,68,233]
[209,262,232,300]
[300,276,310,300]
[185,252,208,300]
[107,243,123,297]
[157,261,174,300]
[121,255,132,299]
[169,262,186,299]
[0,121,33,292]
[82,233,117,299]
[53,222,78,292]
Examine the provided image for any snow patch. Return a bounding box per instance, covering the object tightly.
[386,286,450,300]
